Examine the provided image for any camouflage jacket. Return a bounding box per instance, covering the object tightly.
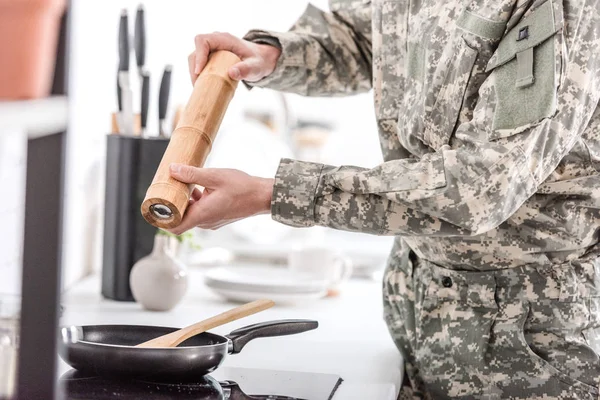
[245,0,600,270]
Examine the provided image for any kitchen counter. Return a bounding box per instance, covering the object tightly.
[59,268,403,400]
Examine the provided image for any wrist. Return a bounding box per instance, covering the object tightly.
[254,177,274,215]
[257,44,281,76]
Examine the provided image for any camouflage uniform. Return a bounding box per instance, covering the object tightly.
[244,0,600,398]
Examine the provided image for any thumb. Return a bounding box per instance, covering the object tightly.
[170,164,220,187]
[228,59,264,82]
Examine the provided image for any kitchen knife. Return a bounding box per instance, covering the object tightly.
[116,77,122,111]
[158,65,172,137]
[118,73,134,136]
[118,8,134,135]
[134,4,146,78]
[115,75,123,134]
[114,10,126,134]
[134,4,146,136]
[140,70,150,136]
[118,9,129,74]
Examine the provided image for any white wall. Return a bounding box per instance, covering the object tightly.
[62,0,383,287]
[0,131,27,295]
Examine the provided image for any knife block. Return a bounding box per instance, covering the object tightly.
[102,134,169,301]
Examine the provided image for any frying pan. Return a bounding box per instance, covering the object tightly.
[59,319,317,380]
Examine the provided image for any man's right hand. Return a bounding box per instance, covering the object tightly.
[188,32,281,84]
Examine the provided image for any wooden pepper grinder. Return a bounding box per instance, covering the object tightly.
[141,51,241,229]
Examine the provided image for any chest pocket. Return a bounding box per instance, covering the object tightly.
[395,7,504,153]
[485,0,565,140]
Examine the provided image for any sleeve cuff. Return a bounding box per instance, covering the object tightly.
[270,158,333,228]
[242,30,308,90]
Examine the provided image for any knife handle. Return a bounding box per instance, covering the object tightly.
[118,9,129,72]
[116,75,122,111]
[141,51,240,229]
[134,5,145,70]
[158,65,172,121]
[140,71,150,131]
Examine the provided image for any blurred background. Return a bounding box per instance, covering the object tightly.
[64,0,391,288]
[1,0,392,295]
[0,2,402,398]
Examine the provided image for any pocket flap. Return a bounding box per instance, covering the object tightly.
[485,0,563,72]
[582,326,600,354]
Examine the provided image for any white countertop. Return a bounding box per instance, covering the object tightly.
[59,269,403,400]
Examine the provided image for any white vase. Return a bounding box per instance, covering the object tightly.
[129,234,188,311]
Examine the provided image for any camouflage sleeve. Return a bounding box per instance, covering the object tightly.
[243,0,372,96]
[271,12,600,237]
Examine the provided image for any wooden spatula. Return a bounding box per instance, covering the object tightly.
[135,299,275,348]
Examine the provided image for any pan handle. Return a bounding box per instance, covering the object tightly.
[225,319,318,354]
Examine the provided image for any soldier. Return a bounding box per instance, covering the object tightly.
[168,0,600,398]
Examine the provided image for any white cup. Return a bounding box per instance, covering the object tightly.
[287,246,353,291]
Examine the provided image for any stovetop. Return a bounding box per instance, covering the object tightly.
[58,367,343,400]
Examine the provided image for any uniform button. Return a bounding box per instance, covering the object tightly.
[442,276,453,288]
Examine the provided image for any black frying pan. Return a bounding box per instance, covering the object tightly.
[59,319,318,380]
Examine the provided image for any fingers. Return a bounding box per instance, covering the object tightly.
[169,164,222,187]
[188,187,203,207]
[191,186,202,201]
[166,164,255,235]
[193,35,211,75]
[168,195,217,235]
[190,33,259,84]
[229,59,263,81]
[192,32,253,76]
[188,52,199,85]
[168,203,204,235]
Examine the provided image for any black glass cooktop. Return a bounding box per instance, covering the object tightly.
[58,367,343,400]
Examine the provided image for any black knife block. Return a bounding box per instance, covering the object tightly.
[102,134,169,301]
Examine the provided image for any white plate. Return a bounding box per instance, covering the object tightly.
[204,265,329,294]
[207,286,327,305]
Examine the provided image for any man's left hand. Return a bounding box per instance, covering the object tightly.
[167,164,274,235]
